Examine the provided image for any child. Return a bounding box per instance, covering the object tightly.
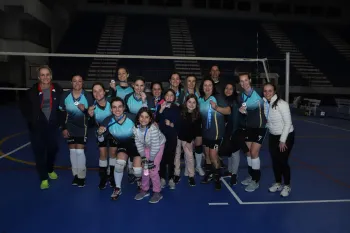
[177,94,202,186]
[133,107,166,203]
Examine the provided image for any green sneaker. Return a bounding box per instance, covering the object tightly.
[40,180,49,189]
[48,171,58,180]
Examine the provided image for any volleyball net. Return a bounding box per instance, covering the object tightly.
[0,51,289,104]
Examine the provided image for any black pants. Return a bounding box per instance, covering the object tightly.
[268,131,295,185]
[160,134,177,180]
[29,127,59,181]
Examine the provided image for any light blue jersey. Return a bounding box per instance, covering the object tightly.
[94,101,112,124]
[240,89,266,128]
[116,85,133,100]
[101,114,135,143]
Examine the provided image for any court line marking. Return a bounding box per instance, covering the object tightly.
[220,177,244,204]
[208,203,229,206]
[2,133,350,205]
[302,119,350,133]
[0,142,31,159]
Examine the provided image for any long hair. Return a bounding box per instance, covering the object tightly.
[134,107,154,128]
[199,77,217,97]
[263,82,280,109]
[181,94,200,122]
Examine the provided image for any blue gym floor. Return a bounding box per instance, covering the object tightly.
[1,105,350,233]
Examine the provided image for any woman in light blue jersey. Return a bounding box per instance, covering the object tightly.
[97,97,142,201]
[109,66,134,100]
[88,82,116,190]
[238,72,267,192]
[198,78,231,190]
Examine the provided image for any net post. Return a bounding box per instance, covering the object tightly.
[262,59,270,82]
[285,52,290,103]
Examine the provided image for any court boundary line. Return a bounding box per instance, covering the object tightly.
[2,134,350,205]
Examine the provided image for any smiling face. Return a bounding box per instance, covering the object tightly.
[38,68,52,86]
[92,84,105,101]
[139,111,151,127]
[224,84,234,97]
[263,84,276,101]
[133,79,145,94]
[239,74,251,92]
[203,80,213,96]
[111,100,124,117]
[164,90,175,102]
[118,68,128,82]
[186,97,197,112]
[152,83,162,98]
[186,76,196,90]
[170,73,181,89]
[72,75,83,91]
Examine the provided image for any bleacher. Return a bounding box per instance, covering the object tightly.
[280,22,350,87]
[118,15,174,82]
[48,13,350,88]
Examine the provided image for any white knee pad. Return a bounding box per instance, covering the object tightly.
[133,167,142,178]
[115,159,126,173]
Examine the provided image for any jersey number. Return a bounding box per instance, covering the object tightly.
[258,135,262,142]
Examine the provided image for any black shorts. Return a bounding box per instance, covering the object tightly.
[230,129,250,154]
[242,128,267,145]
[97,134,118,148]
[67,136,87,145]
[115,142,140,160]
[203,138,222,150]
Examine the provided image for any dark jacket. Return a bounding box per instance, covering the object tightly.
[19,82,63,132]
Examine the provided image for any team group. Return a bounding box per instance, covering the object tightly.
[20,65,295,204]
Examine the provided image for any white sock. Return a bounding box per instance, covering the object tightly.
[247,156,252,167]
[76,149,86,179]
[69,149,78,176]
[195,153,203,168]
[99,160,108,167]
[231,150,240,174]
[128,157,133,174]
[114,170,124,189]
[251,157,260,170]
[109,157,116,167]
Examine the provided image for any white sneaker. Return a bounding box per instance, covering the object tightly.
[168,179,176,189]
[241,176,252,186]
[245,181,259,192]
[269,183,283,193]
[280,185,291,197]
[160,178,166,189]
[196,167,205,176]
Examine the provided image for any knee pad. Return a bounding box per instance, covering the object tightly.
[195,146,203,154]
[115,159,126,173]
[133,167,142,178]
[75,149,85,156]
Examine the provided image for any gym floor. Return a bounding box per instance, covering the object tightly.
[0,105,349,233]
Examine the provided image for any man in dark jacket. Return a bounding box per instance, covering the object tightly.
[19,65,63,189]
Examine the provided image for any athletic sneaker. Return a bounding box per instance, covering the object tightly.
[149,192,163,204]
[99,177,107,190]
[280,185,291,197]
[196,167,205,176]
[245,181,259,192]
[188,177,196,186]
[160,178,166,188]
[72,175,79,186]
[48,171,58,180]
[241,176,252,186]
[201,173,213,184]
[111,187,122,200]
[134,190,150,200]
[230,174,237,186]
[78,178,85,188]
[173,175,181,184]
[109,175,116,188]
[168,179,176,189]
[40,180,49,189]
[269,183,283,192]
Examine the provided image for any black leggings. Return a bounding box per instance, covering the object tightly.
[268,132,295,185]
[159,134,177,180]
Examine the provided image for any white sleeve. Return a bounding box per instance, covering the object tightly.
[133,127,145,157]
[278,101,292,143]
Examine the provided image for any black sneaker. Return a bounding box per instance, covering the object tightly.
[78,178,85,188]
[99,177,107,190]
[215,179,222,190]
[201,173,213,184]
[173,175,181,184]
[230,174,237,186]
[188,177,196,186]
[72,175,79,186]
